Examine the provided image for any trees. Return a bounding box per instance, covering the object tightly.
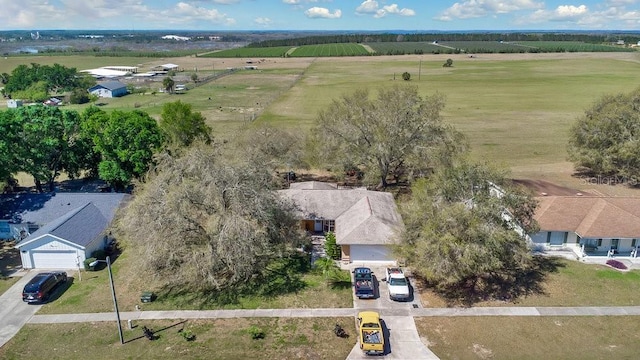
[443,59,454,67]
[11,105,88,192]
[313,85,464,188]
[402,72,411,81]
[159,101,211,148]
[568,87,640,181]
[116,144,305,294]
[163,76,175,94]
[396,162,538,296]
[4,63,82,95]
[85,108,164,189]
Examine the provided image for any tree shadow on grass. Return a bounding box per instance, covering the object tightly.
[155,252,311,308]
[429,256,566,307]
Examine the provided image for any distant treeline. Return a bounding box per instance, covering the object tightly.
[249,33,640,48]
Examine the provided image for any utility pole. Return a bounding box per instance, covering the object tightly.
[418,58,422,81]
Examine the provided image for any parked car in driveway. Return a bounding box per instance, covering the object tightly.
[384,267,410,301]
[353,267,375,299]
[22,271,67,303]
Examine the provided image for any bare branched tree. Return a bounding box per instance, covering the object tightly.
[116,144,305,292]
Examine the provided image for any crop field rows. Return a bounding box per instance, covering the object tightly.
[366,41,446,54]
[202,46,292,58]
[288,43,370,57]
[511,41,634,52]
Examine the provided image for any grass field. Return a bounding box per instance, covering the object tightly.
[419,258,640,308]
[38,249,352,315]
[366,41,449,54]
[202,46,293,58]
[3,52,640,192]
[416,317,640,359]
[289,43,370,57]
[0,318,355,360]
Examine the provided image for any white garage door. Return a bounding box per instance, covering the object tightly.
[30,250,78,269]
[350,245,395,264]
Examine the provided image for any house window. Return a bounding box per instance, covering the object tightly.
[597,239,602,247]
[632,239,637,248]
[323,220,335,233]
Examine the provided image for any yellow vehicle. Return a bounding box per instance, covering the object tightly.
[358,311,385,356]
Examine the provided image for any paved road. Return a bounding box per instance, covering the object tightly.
[0,272,41,348]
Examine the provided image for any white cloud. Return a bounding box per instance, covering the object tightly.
[356,0,379,14]
[254,17,273,26]
[356,0,415,18]
[159,2,236,25]
[437,0,544,21]
[304,7,342,18]
[283,0,300,4]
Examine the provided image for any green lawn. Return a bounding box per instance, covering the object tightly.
[0,318,355,360]
[0,276,19,296]
[420,258,640,308]
[416,317,640,360]
[39,251,353,314]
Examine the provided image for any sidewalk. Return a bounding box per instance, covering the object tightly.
[29,305,640,324]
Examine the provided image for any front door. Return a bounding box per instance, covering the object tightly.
[611,239,619,251]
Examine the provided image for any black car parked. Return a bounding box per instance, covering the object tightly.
[22,271,67,303]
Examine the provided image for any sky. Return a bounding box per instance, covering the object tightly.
[1,0,639,31]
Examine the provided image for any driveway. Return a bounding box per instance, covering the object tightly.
[348,264,438,359]
[345,316,439,360]
[0,271,42,348]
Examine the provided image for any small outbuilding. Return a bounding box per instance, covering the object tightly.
[88,81,128,98]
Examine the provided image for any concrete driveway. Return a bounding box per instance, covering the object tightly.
[345,315,438,360]
[347,264,438,359]
[0,271,42,348]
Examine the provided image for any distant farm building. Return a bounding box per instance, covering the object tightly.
[81,66,137,78]
[88,81,128,98]
[153,63,180,72]
[161,35,190,41]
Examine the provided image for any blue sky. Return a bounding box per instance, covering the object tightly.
[1,0,638,31]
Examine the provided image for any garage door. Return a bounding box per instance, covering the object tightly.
[349,245,395,263]
[30,250,78,269]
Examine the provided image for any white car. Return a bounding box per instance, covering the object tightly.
[385,267,410,301]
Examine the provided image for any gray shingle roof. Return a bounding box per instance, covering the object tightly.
[278,184,403,245]
[0,193,127,225]
[19,203,107,248]
[89,81,126,91]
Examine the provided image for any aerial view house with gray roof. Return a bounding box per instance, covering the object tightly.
[88,81,128,98]
[279,182,403,264]
[0,193,128,269]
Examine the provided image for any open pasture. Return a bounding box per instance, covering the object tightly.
[3,52,640,190]
[289,43,370,57]
[366,41,447,54]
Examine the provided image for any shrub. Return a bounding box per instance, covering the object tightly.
[179,329,196,341]
[402,72,411,81]
[91,249,106,260]
[606,259,628,270]
[324,232,341,260]
[247,325,265,340]
[83,257,97,271]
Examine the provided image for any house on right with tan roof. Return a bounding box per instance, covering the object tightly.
[532,196,640,257]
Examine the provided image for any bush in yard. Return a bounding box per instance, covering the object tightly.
[247,325,265,340]
[91,249,106,260]
[179,329,196,341]
[402,72,411,81]
[324,231,341,260]
[83,257,97,271]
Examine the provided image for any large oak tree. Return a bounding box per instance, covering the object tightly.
[313,85,464,188]
[117,144,305,293]
[397,162,539,296]
[568,87,640,182]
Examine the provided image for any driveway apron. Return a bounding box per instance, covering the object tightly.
[0,272,42,348]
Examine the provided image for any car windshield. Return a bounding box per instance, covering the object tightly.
[389,278,407,286]
[24,276,47,292]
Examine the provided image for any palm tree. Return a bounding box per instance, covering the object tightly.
[163,76,175,94]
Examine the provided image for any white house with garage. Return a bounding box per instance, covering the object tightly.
[0,193,127,269]
[532,195,640,258]
[278,181,403,264]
